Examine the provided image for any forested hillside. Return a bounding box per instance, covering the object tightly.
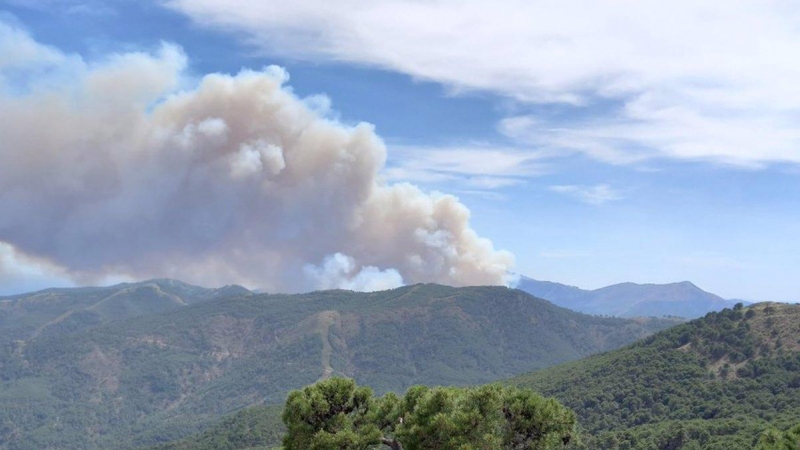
[512,302,800,449]
[146,405,284,450]
[0,279,251,341]
[0,283,678,449]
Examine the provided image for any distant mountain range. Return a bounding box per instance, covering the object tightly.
[0,280,680,449]
[517,276,744,318]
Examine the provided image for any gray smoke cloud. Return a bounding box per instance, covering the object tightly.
[0,24,514,292]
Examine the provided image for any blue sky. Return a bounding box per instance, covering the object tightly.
[1,0,799,302]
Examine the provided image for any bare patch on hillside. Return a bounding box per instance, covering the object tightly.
[80,346,121,398]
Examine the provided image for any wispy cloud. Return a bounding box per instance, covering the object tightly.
[167,0,800,168]
[498,107,800,168]
[0,20,66,71]
[384,145,546,192]
[549,184,623,206]
[4,0,117,16]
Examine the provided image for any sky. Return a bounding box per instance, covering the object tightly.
[0,0,798,302]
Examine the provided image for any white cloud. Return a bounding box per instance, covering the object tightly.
[549,184,624,206]
[499,105,800,167]
[384,145,546,191]
[167,0,800,167]
[0,20,65,71]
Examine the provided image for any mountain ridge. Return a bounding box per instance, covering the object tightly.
[517,276,743,318]
[0,281,681,449]
[0,279,253,342]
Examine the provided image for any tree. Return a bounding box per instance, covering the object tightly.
[281,377,381,450]
[755,423,800,450]
[282,378,576,450]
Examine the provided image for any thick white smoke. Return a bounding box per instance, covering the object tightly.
[0,24,514,292]
[303,253,404,292]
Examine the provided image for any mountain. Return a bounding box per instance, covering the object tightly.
[0,282,680,449]
[0,279,252,342]
[517,276,739,318]
[511,302,800,449]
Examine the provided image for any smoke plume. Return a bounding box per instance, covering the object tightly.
[0,25,514,292]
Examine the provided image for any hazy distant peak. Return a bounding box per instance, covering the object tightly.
[517,276,737,319]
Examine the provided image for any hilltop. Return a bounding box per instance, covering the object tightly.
[517,276,740,318]
[0,279,252,341]
[511,302,800,449]
[0,282,680,449]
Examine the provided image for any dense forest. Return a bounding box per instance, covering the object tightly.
[0,282,678,449]
[3,282,798,449]
[513,303,800,448]
[151,302,800,450]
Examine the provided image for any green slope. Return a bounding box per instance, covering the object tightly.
[510,302,800,449]
[146,405,284,450]
[0,283,679,449]
[0,279,251,341]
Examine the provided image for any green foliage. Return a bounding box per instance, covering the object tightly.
[147,405,285,450]
[755,423,800,450]
[0,282,675,449]
[282,378,381,450]
[282,378,575,450]
[511,303,800,449]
